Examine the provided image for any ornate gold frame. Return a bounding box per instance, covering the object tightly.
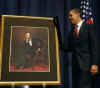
[0,15,61,85]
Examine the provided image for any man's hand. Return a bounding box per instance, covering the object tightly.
[90,65,99,76]
[35,48,41,56]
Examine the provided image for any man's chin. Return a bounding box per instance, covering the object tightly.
[71,21,75,24]
[70,20,76,24]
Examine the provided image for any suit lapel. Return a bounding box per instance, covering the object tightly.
[72,22,86,40]
[78,22,85,39]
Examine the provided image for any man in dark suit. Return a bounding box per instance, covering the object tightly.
[64,8,99,88]
[22,32,42,68]
[12,32,43,69]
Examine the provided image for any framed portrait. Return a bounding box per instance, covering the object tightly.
[0,15,61,85]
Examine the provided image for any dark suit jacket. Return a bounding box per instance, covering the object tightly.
[23,38,43,56]
[64,22,98,71]
[11,38,43,68]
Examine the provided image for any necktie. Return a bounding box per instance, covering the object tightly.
[74,25,78,39]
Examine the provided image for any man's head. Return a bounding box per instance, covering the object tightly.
[24,32,31,39]
[68,8,82,24]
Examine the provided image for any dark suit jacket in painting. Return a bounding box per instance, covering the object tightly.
[64,22,98,71]
[11,38,44,69]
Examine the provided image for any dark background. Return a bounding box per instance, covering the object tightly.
[0,0,100,88]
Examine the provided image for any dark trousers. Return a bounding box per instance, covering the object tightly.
[73,70,92,88]
[72,62,93,88]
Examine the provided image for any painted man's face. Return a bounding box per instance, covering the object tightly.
[25,33,31,39]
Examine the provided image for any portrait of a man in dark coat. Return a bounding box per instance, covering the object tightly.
[19,32,43,68]
[10,27,49,72]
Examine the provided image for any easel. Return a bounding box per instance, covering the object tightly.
[42,83,46,88]
[11,83,16,88]
[11,83,47,88]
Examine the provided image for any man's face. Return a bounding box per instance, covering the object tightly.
[25,33,31,39]
[68,10,80,24]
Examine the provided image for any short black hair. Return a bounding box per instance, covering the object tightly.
[24,32,31,35]
[69,8,82,17]
[24,32,32,37]
[70,8,81,13]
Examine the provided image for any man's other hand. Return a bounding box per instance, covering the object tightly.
[90,65,99,76]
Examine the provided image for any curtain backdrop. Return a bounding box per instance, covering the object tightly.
[0,0,100,88]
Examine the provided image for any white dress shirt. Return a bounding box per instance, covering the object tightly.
[76,20,84,34]
[26,38,32,46]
